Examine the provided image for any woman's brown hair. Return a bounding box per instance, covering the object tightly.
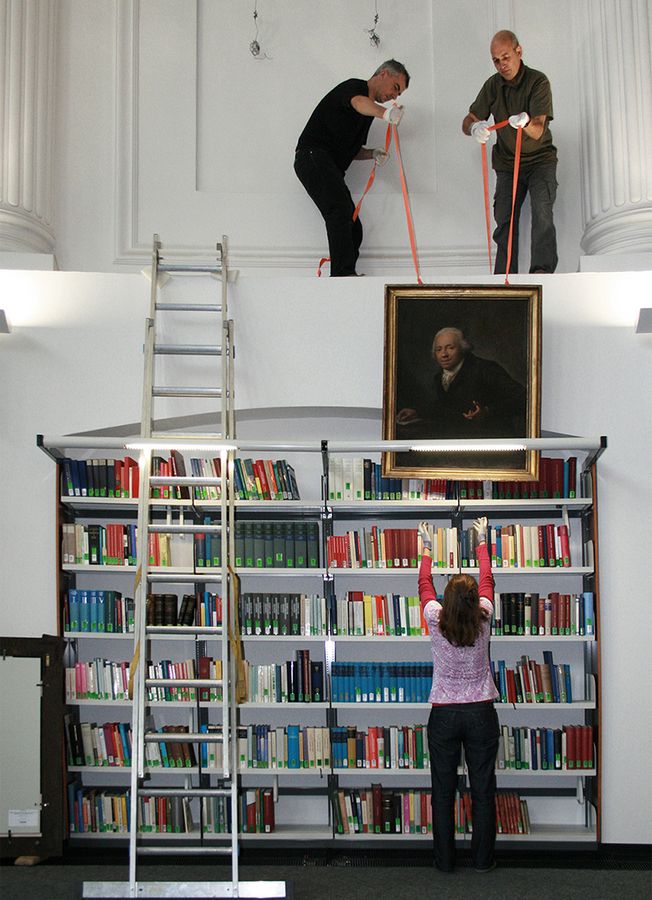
[439,573,490,647]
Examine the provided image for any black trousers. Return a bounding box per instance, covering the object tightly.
[294,148,362,276]
[427,701,500,871]
[493,161,558,274]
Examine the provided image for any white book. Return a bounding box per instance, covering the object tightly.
[329,456,343,501]
[352,457,364,501]
[342,457,354,501]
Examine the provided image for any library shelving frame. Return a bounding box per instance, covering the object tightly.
[41,433,605,852]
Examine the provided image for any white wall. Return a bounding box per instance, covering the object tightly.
[1,268,651,844]
[52,0,584,274]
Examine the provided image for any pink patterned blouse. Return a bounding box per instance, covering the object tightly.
[418,542,499,704]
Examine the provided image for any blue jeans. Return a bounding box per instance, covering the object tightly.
[294,148,362,276]
[428,701,500,871]
[493,161,558,273]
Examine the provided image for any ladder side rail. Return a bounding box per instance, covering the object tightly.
[226,448,240,889]
[140,237,161,439]
[128,448,153,892]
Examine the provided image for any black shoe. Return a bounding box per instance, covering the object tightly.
[474,861,496,873]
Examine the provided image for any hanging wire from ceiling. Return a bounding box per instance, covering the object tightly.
[249,1,270,59]
[365,0,381,48]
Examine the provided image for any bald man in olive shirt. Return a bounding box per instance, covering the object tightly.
[463,31,558,274]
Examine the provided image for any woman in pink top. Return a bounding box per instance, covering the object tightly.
[418,516,499,874]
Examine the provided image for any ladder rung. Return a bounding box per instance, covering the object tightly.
[145,678,224,688]
[147,524,222,534]
[137,788,231,798]
[154,344,222,356]
[150,476,222,486]
[147,573,222,584]
[155,302,222,312]
[145,732,224,743]
[157,263,222,274]
[146,625,223,636]
[136,846,232,856]
[152,387,223,398]
[149,432,224,440]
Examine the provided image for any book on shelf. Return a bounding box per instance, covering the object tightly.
[327,526,430,569]
[239,592,326,636]
[331,724,430,770]
[237,724,331,771]
[244,651,324,704]
[326,455,579,503]
[239,788,275,834]
[63,589,135,634]
[202,795,232,834]
[68,781,131,834]
[491,591,594,637]
[234,520,320,568]
[497,724,593,770]
[332,786,432,835]
[491,654,573,704]
[330,661,431,704]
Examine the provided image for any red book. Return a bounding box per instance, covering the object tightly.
[549,592,560,634]
[567,456,577,498]
[519,658,532,701]
[537,596,546,635]
[558,524,571,567]
[263,788,275,832]
[368,727,378,768]
[263,460,280,499]
[253,460,271,499]
[550,458,564,498]
[539,456,551,497]
[545,523,557,566]
[197,655,211,702]
[123,456,139,498]
[371,782,383,834]
[565,725,576,769]
[506,668,518,703]
[421,791,429,833]
[582,725,593,768]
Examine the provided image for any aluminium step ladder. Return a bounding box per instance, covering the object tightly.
[83,236,287,898]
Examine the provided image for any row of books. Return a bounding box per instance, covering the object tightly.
[61,457,139,499]
[65,718,132,768]
[241,788,275,833]
[238,592,326,636]
[138,795,196,833]
[234,521,320,568]
[233,458,300,501]
[492,592,595,636]
[238,724,331,770]
[146,591,222,628]
[327,456,578,502]
[333,592,426,637]
[498,725,594,770]
[62,522,220,569]
[244,653,325,704]
[65,659,130,702]
[202,795,232,834]
[64,657,223,702]
[68,785,131,833]
[451,790,532,835]
[330,662,433,704]
[331,724,429,771]
[327,527,425,570]
[332,785,432,835]
[64,718,594,773]
[62,523,137,567]
[491,652,573,704]
[63,590,135,634]
[483,523,572,568]
[146,658,223,703]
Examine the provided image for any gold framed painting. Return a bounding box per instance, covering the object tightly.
[382,284,541,480]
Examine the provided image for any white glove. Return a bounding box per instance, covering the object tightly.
[470,120,491,144]
[509,111,530,129]
[383,105,404,126]
[472,516,488,545]
[418,521,432,550]
[372,148,389,166]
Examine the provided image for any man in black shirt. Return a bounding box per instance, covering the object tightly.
[295,60,410,276]
[462,31,558,274]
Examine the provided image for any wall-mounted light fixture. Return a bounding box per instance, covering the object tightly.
[635,309,652,333]
[0,310,10,333]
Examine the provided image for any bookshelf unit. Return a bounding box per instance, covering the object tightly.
[44,435,603,850]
